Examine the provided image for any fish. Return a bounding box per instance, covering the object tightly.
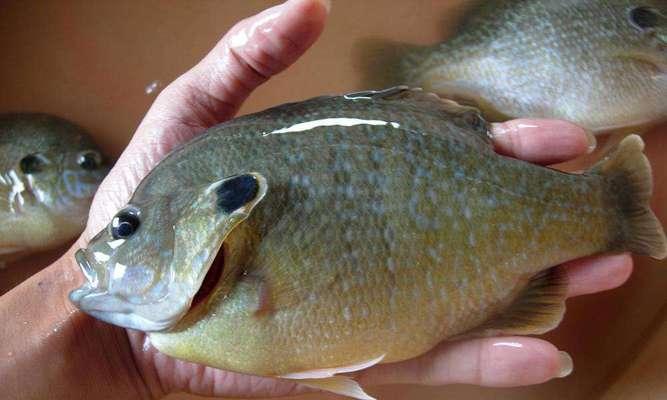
[69,88,666,399]
[0,113,108,266]
[357,0,667,134]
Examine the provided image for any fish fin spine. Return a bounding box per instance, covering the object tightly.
[280,354,385,379]
[280,355,384,400]
[592,134,666,259]
[296,376,376,400]
[461,267,567,337]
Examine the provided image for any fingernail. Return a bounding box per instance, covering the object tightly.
[585,130,597,154]
[489,122,508,138]
[557,351,573,378]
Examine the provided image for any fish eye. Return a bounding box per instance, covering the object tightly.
[111,209,141,239]
[77,150,102,171]
[629,6,659,30]
[19,153,46,174]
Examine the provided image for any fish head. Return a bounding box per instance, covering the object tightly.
[11,134,109,240]
[69,172,267,332]
[610,1,667,68]
[626,2,667,43]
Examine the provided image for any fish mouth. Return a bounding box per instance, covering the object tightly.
[190,245,226,309]
[69,249,188,332]
[69,286,179,331]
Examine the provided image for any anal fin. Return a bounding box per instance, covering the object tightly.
[298,376,376,400]
[466,267,568,337]
[280,354,384,400]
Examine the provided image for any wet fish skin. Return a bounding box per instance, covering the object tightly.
[70,88,665,397]
[359,0,667,133]
[0,113,108,265]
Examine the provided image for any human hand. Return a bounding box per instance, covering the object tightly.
[0,0,633,399]
[87,4,632,393]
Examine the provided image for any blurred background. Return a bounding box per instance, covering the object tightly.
[0,1,665,399]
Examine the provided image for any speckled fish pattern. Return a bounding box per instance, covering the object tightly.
[145,88,633,375]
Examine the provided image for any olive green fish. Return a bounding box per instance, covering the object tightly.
[70,88,666,399]
[358,0,667,133]
[0,113,108,266]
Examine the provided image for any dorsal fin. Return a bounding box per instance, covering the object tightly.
[460,267,568,338]
[345,86,492,144]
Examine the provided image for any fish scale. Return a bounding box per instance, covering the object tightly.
[71,88,666,400]
[166,120,608,363]
[360,0,667,133]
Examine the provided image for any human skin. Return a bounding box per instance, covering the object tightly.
[0,0,634,399]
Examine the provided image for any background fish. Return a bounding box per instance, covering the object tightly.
[70,88,665,399]
[0,113,107,266]
[358,0,667,133]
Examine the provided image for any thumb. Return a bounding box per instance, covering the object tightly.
[84,0,329,237]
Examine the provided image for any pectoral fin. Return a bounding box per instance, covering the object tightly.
[280,354,384,400]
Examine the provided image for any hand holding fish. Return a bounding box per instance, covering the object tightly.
[0,1,641,399]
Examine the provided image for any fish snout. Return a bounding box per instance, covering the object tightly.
[70,248,189,332]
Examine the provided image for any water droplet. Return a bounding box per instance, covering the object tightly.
[144,80,162,95]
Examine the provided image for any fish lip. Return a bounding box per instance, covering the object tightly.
[75,248,98,286]
[68,285,92,306]
[69,288,179,331]
[69,250,188,332]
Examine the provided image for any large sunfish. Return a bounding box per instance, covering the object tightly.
[70,88,666,399]
[358,0,667,133]
[0,113,107,266]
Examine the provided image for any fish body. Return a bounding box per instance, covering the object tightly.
[70,88,665,399]
[359,0,667,133]
[0,113,107,265]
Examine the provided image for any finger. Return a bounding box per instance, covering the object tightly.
[147,0,330,133]
[135,335,306,398]
[491,119,596,165]
[560,253,633,298]
[84,0,329,235]
[359,337,572,388]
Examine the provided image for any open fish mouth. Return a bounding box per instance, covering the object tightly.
[70,243,227,331]
[190,246,226,309]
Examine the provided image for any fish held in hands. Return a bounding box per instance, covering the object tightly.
[70,88,666,399]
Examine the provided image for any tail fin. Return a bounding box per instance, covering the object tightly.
[353,38,425,89]
[592,134,666,259]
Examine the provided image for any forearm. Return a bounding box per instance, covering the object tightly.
[0,248,152,400]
